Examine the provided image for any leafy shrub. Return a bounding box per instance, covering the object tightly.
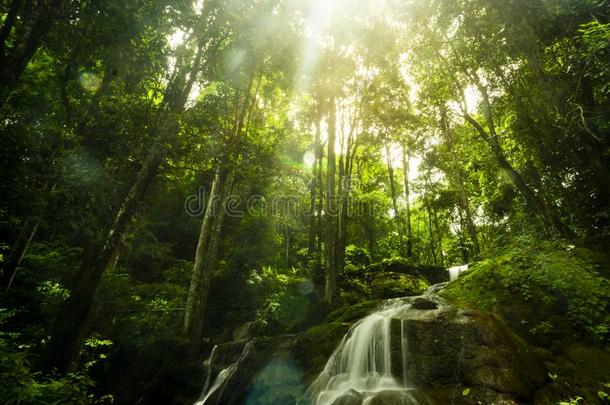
[442,239,610,343]
[247,266,314,335]
[345,245,371,268]
[0,309,99,404]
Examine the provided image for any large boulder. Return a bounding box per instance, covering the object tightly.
[339,259,447,304]
[369,272,429,299]
[389,300,547,402]
[364,259,449,284]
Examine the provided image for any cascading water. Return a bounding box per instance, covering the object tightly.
[194,341,254,405]
[448,264,469,281]
[303,286,445,405]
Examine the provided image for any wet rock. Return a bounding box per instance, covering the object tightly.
[366,390,432,405]
[330,389,364,405]
[293,322,352,383]
[197,335,301,405]
[389,304,547,401]
[421,386,519,404]
[411,297,438,310]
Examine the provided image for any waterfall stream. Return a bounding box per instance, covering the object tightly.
[303,285,445,405]
[194,341,254,405]
[448,264,469,281]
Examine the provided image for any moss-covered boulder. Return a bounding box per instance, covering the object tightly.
[440,241,610,404]
[364,258,448,284]
[394,305,547,400]
[339,259,435,304]
[293,321,352,384]
[369,272,429,299]
[324,300,381,323]
[441,241,610,346]
[293,300,383,385]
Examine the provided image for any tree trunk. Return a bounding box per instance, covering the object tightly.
[401,145,413,258]
[384,140,406,256]
[337,116,359,275]
[1,218,39,292]
[324,97,337,304]
[462,83,572,239]
[44,140,166,371]
[0,0,63,102]
[183,169,233,354]
[307,121,322,256]
[316,138,324,262]
[439,106,480,258]
[423,179,437,266]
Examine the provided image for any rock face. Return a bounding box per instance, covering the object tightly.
[388,299,547,403]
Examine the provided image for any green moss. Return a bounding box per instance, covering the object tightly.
[442,241,610,344]
[324,300,381,323]
[370,273,429,299]
[294,321,351,383]
[339,278,373,305]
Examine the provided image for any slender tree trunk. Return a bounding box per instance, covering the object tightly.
[316,140,324,261]
[432,203,444,266]
[44,140,166,371]
[424,180,437,266]
[336,127,354,276]
[1,218,39,292]
[324,97,337,304]
[401,145,413,258]
[439,106,480,258]
[384,140,406,256]
[183,169,233,354]
[183,61,257,354]
[308,121,322,256]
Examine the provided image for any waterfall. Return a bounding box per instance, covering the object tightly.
[448,264,469,281]
[304,285,446,405]
[304,297,415,405]
[201,345,218,395]
[194,341,254,405]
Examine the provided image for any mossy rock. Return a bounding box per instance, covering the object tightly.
[441,242,610,345]
[364,258,448,284]
[324,300,380,323]
[293,321,351,383]
[369,272,429,299]
[339,278,373,305]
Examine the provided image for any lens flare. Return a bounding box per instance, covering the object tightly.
[303,151,316,168]
[78,72,101,92]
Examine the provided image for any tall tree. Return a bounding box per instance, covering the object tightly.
[43,29,208,371]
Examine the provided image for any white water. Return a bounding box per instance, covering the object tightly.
[448,264,469,281]
[194,341,254,405]
[304,297,415,405]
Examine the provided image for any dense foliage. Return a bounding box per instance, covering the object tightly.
[0,0,608,403]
